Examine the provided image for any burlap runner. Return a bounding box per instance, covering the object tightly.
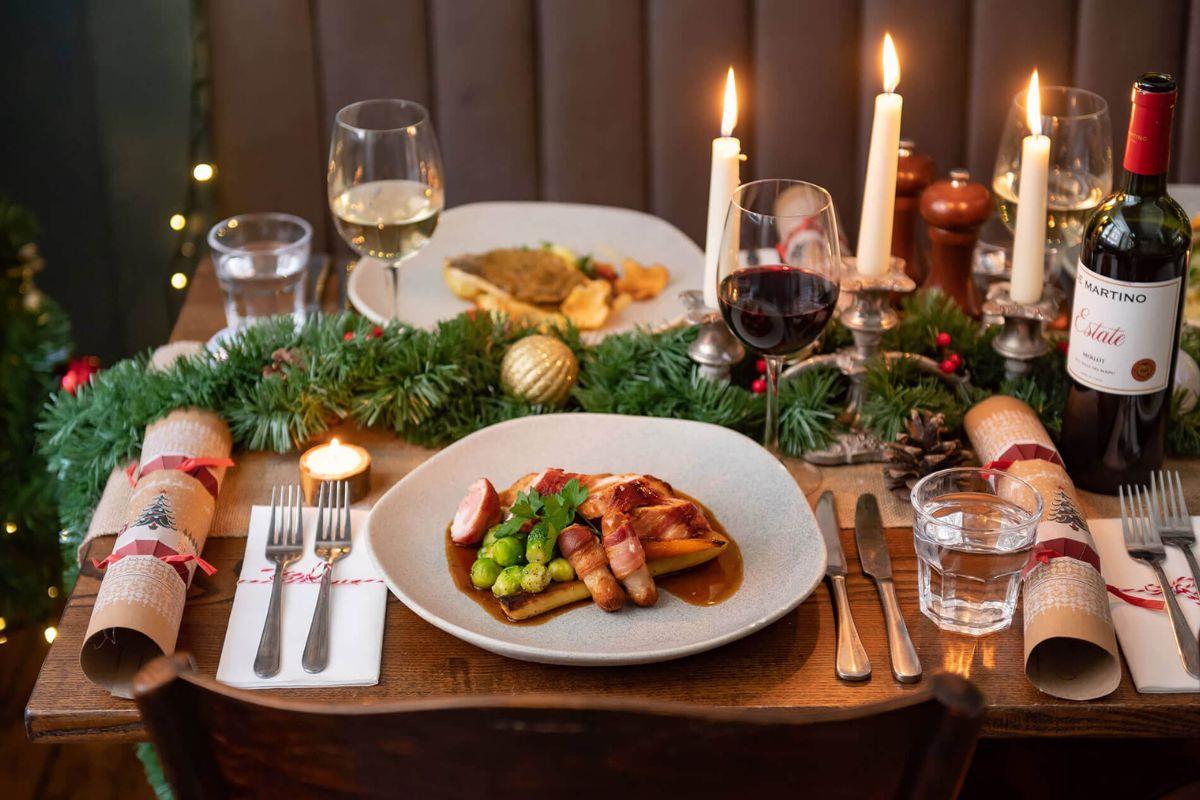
[82,430,1200,546]
[84,425,437,547]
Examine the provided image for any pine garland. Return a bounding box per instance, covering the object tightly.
[38,289,1200,591]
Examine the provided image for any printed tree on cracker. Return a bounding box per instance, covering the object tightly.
[1049,489,1086,532]
[131,494,176,531]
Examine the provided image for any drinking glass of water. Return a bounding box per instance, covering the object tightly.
[910,467,1043,636]
[207,212,312,330]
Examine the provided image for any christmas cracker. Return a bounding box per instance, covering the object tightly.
[964,396,1120,700]
[80,344,233,698]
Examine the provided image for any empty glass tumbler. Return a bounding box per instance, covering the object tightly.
[910,467,1043,635]
[208,212,312,329]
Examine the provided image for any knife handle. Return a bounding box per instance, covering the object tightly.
[878,578,922,683]
[830,575,871,681]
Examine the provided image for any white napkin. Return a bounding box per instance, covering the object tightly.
[1090,516,1200,693]
[216,505,386,689]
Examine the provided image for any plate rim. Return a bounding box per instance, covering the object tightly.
[346,200,703,332]
[362,412,826,665]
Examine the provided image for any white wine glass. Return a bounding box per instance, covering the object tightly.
[992,86,1111,280]
[328,99,445,320]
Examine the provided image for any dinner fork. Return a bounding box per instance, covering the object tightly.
[1148,470,1200,598]
[254,485,304,679]
[1119,484,1200,678]
[302,481,352,674]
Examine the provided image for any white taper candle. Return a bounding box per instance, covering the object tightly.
[704,67,741,309]
[856,34,903,277]
[1010,69,1050,305]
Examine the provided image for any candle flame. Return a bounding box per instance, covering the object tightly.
[1026,69,1042,136]
[721,66,738,137]
[330,437,341,449]
[882,33,900,93]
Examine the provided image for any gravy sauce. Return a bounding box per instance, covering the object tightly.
[445,492,743,623]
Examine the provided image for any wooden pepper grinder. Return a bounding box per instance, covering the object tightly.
[919,168,991,316]
[893,139,935,285]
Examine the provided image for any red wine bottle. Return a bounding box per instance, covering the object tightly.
[1059,73,1192,494]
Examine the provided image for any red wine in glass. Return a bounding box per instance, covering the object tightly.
[718,266,839,356]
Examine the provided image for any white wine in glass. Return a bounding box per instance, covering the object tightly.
[328,100,445,319]
[331,179,441,261]
[993,169,1106,263]
[992,85,1111,278]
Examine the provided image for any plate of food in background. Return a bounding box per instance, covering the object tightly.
[362,414,826,665]
[347,202,703,340]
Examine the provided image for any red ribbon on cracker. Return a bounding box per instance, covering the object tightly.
[126,455,234,497]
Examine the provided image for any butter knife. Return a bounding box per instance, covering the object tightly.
[817,492,870,681]
[855,494,921,683]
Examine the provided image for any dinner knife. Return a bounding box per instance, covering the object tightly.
[816,492,871,681]
[855,494,922,683]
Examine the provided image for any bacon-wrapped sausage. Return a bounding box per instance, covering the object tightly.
[601,512,657,607]
[557,524,624,612]
[450,478,501,545]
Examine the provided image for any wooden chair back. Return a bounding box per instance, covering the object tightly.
[133,652,984,800]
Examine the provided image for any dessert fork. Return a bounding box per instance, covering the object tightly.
[1148,470,1200,599]
[302,481,352,674]
[254,485,304,679]
[1119,484,1200,678]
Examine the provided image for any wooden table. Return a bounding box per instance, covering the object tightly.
[24,262,1200,744]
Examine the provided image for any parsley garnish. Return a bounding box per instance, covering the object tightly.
[500,479,589,536]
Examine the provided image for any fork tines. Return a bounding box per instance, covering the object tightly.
[1149,470,1195,543]
[314,480,352,546]
[268,484,304,551]
[1119,484,1166,554]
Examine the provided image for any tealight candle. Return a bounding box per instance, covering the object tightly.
[299,437,371,504]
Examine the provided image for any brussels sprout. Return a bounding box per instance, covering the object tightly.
[469,558,502,589]
[525,524,555,564]
[477,545,494,560]
[521,563,551,593]
[548,557,575,583]
[491,565,524,597]
[481,528,503,550]
[491,535,523,567]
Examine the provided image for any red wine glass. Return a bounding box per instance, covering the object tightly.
[716,179,842,493]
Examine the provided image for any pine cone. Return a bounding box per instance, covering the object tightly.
[262,347,304,379]
[882,409,974,501]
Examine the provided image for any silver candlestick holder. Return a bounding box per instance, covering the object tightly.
[982,282,1063,381]
[680,290,745,381]
[783,256,970,465]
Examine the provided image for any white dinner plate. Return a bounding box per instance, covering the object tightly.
[363,414,825,665]
[347,202,703,338]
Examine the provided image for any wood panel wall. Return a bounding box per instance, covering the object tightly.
[206,0,1200,249]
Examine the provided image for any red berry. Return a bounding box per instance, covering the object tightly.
[369,325,384,339]
[343,331,355,341]
[755,358,768,374]
[948,352,962,367]
[751,377,767,394]
[1056,339,1069,354]
[939,358,956,374]
[935,331,952,348]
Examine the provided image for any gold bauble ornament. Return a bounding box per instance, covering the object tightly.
[500,335,579,406]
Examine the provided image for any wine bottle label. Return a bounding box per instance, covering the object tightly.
[1066,262,1181,394]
